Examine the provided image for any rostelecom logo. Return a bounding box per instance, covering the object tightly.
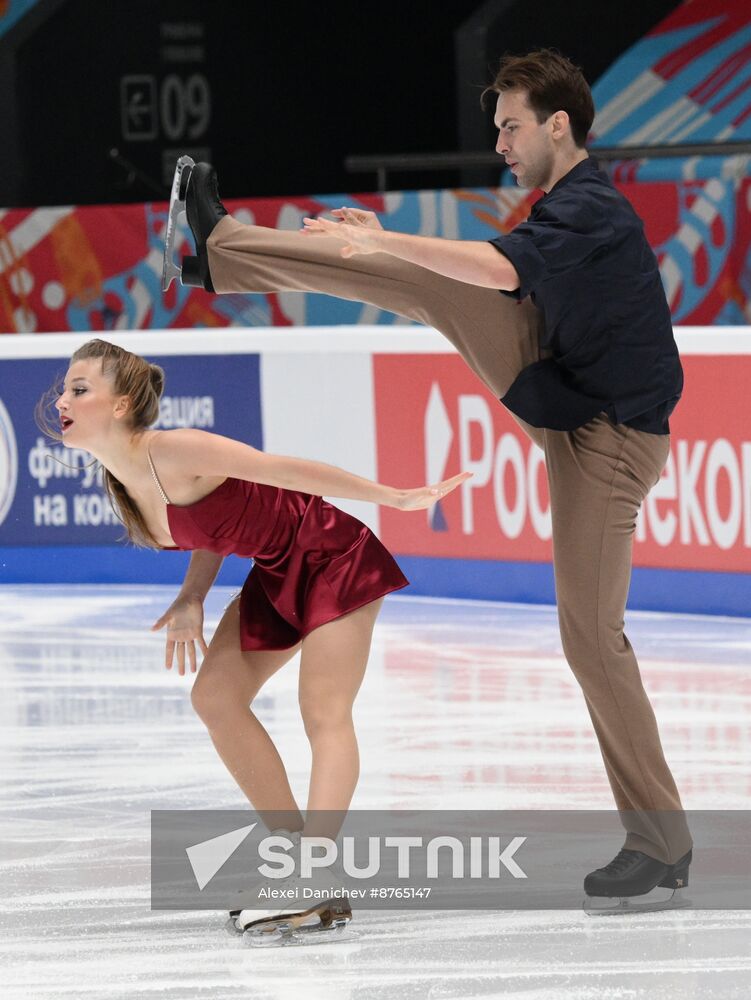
[0,398,18,527]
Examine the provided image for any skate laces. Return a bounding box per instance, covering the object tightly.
[601,849,642,875]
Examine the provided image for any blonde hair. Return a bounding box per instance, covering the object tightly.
[36,339,166,548]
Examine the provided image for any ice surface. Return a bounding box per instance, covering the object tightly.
[1,585,750,999]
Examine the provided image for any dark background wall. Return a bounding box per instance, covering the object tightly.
[0,0,682,207]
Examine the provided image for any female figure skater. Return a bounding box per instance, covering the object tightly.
[43,338,467,943]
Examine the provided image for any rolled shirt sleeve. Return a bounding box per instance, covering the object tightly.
[489,197,615,299]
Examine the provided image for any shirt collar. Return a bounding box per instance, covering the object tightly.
[545,156,599,197]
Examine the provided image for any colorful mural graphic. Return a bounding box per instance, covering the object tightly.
[591,0,751,182]
[2,0,750,332]
[0,0,41,38]
[1,175,749,334]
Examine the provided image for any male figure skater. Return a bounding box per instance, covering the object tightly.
[165,49,691,910]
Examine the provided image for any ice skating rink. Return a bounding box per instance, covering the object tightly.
[1,584,749,1000]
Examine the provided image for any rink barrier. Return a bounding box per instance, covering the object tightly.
[0,326,749,617]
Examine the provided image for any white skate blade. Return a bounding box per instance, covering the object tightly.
[162,154,195,291]
[244,919,355,949]
[584,885,691,916]
[241,895,353,948]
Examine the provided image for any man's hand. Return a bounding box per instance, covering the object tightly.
[330,207,383,230]
[301,206,385,257]
[151,594,208,676]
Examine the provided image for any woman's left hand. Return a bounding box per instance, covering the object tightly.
[392,472,472,511]
[151,594,208,676]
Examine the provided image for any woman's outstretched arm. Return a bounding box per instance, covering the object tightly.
[157,429,470,510]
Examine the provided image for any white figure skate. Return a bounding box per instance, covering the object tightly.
[225,831,353,947]
[230,864,353,947]
[240,891,353,948]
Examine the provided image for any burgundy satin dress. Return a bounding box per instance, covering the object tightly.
[164,477,409,651]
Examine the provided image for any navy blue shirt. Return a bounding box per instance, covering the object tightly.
[490,157,682,435]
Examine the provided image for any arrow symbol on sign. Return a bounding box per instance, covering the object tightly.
[127,92,150,126]
[186,822,257,890]
[425,381,453,531]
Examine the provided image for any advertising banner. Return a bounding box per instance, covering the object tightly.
[374,354,751,575]
[0,353,262,547]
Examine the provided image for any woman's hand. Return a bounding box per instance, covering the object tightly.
[301,206,385,257]
[391,472,472,511]
[151,594,208,675]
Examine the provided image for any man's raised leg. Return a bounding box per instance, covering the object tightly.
[207,215,545,447]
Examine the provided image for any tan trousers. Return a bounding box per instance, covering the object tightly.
[207,215,692,863]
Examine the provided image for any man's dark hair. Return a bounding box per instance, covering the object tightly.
[482,49,595,148]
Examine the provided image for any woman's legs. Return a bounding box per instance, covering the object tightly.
[191,594,384,840]
[297,598,384,839]
[190,596,304,832]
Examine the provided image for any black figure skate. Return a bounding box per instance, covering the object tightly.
[583,848,692,915]
[162,155,227,292]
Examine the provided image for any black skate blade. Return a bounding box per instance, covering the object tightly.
[584,885,691,916]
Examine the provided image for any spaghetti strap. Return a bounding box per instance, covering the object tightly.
[147,446,172,505]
